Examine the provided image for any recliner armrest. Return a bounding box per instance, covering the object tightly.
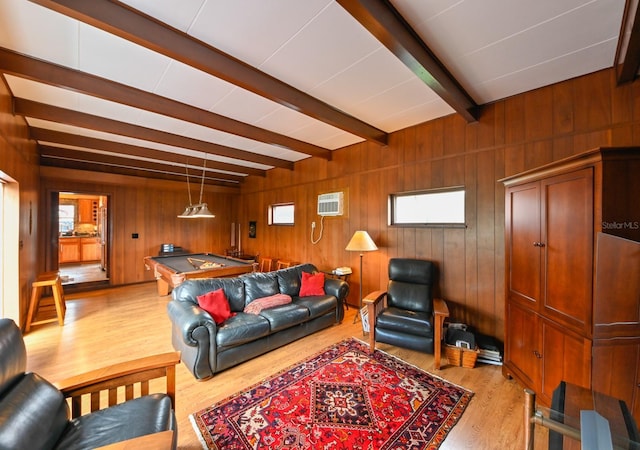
[362,290,386,306]
[363,291,387,353]
[433,298,449,318]
[55,351,181,418]
[432,298,449,370]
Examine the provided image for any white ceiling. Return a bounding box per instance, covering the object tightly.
[0,0,628,186]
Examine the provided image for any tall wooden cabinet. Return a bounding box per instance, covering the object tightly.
[501,147,640,414]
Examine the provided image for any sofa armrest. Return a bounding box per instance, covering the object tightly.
[323,278,349,322]
[432,298,450,370]
[363,290,386,352]
[55,351,181,418]
[166,300,218,380]
[166,300,216,345]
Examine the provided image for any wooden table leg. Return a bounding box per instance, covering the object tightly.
[157,278,170,296]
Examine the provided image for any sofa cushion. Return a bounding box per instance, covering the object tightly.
[216,313,271,349]
[197,289,235,324]
[54,394,175,450]
[242,272,280,304]
[294,295,338,319]
[0,372,69,450]
[244,294,292,314]
[376,307,433,336]
[258,304,310,332]
[299,271,325,296]
[276,266,303,296]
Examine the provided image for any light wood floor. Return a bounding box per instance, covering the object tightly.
[23,282,548,449]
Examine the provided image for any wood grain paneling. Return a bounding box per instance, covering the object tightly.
[5,66,640,339]
[239,68,640,342]
[39,171,240,287]
[0,77,41,326]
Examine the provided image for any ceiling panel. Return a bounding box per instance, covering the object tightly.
[188,0,332,68]
[259,2,381,89]
[0,0,78,65]
[119,0,206,33]
[0,0,633,186]
[154,61,237,112]
[396,0,625,103]
[77,23,171,90]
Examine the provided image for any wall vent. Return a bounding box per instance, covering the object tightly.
[317,192,343,216]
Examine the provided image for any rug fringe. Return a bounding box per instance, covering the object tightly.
[189,413,209,450]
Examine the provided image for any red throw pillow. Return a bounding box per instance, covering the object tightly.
[197,288,235,324]
[299,271,325,297]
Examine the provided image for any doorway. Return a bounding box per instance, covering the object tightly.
[57,192,110,287]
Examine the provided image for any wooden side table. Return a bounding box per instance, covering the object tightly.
[25,271,66,332]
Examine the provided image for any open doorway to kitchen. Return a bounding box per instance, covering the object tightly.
[57,192,110,287]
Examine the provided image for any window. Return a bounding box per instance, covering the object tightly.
[268,203,295,225]
[389,187,465,227]
[59,204,75,233]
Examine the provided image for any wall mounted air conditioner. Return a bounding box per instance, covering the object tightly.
[317,192,343,216]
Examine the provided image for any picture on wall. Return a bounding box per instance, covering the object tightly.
[249,221,256,238]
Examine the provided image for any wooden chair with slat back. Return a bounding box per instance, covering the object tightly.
[259,257,274,272]
[276,260,292,270]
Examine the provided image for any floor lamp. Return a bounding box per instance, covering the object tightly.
[345,230,378,324]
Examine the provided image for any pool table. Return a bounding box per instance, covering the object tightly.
[144,252,256,296]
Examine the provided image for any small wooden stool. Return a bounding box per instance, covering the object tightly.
[25,271,66,332]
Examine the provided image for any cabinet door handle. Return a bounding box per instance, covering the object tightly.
[533,242,546,247]
[533,350,542,359]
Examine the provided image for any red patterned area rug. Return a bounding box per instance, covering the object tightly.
[191,338,473,449]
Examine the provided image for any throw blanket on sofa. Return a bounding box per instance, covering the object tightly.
[244,293,292,314]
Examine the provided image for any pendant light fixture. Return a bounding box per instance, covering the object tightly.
[178,156,215,219]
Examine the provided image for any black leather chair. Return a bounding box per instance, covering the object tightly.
[0,319,180,449]
[363,258,449,369]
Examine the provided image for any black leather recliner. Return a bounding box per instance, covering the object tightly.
[0,319,179,450]
[363,258,449,369]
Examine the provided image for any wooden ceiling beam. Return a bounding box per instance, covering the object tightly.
[30,128,265,177]
[39,145,243,184]
[0,46,329,160]
[40,152,235,187]
[337,0,480,122]
[616,0,640,84]
[28,0,388,146]
[40,157,185,184]
[14,98,294,170]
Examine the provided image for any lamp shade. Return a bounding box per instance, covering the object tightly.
[190,203,215,218]
[177,205,194,218]
[345,230,378,252]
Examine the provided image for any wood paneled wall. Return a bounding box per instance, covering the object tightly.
[0,77,41,323]
[239,68,640,341]
[39,169,240,287]
[5,67,639,338]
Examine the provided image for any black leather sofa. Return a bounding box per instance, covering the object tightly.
[0,319,178,450]
[167,263,349,380]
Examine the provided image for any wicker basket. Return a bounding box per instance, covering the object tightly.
[445,344,479,368]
